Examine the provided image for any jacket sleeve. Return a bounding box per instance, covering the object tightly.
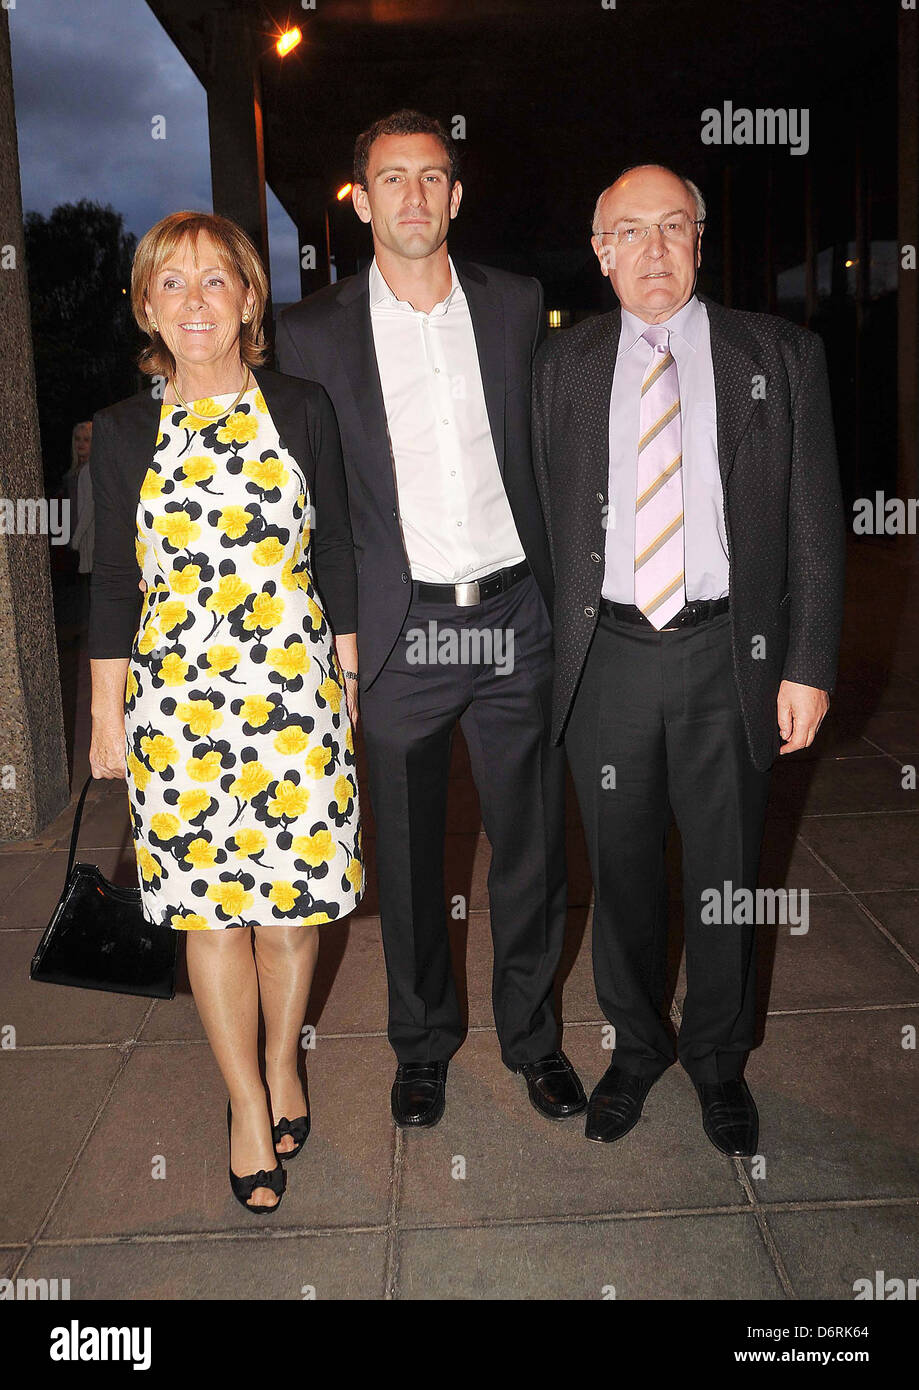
[308,384,357,635]
[87,410,143,659]
[530,341,556,579]
[275,312,308,379]
[781,331,846,693]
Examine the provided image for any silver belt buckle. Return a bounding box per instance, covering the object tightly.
[454,580,481,606]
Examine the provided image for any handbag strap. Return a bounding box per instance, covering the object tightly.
[65,774,97,882]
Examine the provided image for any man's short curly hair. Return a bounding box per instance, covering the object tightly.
[353,109,460,190]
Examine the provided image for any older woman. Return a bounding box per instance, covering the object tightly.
[88,211,364,1213]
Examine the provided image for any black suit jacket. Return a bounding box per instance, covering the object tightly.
[275,259,551,689]
[532,294,846,770]
[87,366,356,660]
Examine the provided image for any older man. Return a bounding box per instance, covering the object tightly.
[532,164,845,1155]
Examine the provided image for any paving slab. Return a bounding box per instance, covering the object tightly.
[767,1204,919,1301]
[853,891,919,963]
[798,814,919,891]
[43,1036,396,1239]
[396,1211,784,1300]
[18,1229,389,1300]
[770,757,913,818]
[0,1047,124,1243]
[739,1009,919,1204]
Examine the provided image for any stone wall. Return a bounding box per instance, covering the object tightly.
[0,12,70,839]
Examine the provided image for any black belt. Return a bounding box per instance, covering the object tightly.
[601,595,730,629]
[414,560,530,606]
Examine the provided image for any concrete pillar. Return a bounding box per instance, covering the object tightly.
[205,1,270,291]
[294,179,332,299]
[0,13,70,838]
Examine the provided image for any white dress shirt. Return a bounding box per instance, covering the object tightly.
[368,255,526,584]
[602,294,729,604]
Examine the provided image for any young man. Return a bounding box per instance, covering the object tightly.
[276,110,585,1128]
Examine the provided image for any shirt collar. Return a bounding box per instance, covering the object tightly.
[618,293,704,357]
[369,255,461,316]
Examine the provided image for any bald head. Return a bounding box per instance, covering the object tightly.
[590,164,705,324]
[592,164,706,235]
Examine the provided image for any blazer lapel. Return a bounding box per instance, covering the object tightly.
[455,261,507,474]
[578,308,621,504]
[701,294,762,488]
[331,269,399,514]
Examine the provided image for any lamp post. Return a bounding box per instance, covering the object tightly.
[325,183,353,285]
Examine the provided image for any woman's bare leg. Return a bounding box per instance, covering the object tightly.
[185,926,279,1208]
[253,922,319,1153]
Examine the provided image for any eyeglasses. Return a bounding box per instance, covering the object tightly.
[595,215,705,246]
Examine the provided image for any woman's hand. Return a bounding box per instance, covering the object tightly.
[90,716,127,779]
[89,657,131,779]
[138,577,147,593]
[343,675,359,729]
[334,632,359,730]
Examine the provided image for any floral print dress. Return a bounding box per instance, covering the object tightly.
[124,386,364,930]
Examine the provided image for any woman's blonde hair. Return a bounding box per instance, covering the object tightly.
[71,421,92,471]
[131,211,270,378]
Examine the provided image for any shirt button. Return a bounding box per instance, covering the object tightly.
[401,571,409,583]
[584,606,596,618]
[450,470,456,477]
[596,492,604,502]
[590,552,601,563]
[392,508,397,518]
[442,419,449,425]
[434,367,440,374]
[456,521,463,527]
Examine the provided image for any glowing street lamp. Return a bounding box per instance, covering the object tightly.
[276,27,302,57]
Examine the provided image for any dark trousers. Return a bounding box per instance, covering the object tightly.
[565,607,773,1085]
[359,574,568,1067]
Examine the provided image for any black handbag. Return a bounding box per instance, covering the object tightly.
[29,774,178,999]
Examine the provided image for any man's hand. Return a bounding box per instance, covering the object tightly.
[777,680,829,754]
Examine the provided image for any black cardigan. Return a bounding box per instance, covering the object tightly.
[87,367,357,659]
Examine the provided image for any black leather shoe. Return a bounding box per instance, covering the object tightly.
[514,1050,587,1119]
[584,1064,655,1143]
[695,1078,759,1156]
[391,1061,448,1128]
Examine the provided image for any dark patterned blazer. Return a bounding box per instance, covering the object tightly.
[87,367,356,659]
[275,260,551,690]
[532,293,846,770]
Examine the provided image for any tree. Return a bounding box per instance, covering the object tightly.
[24,200,139,489]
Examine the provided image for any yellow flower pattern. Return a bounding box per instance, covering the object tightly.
[123,387,363,930]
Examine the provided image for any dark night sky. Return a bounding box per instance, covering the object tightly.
[9,0,302,301]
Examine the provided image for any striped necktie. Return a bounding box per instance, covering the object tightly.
[634,324,686,629]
